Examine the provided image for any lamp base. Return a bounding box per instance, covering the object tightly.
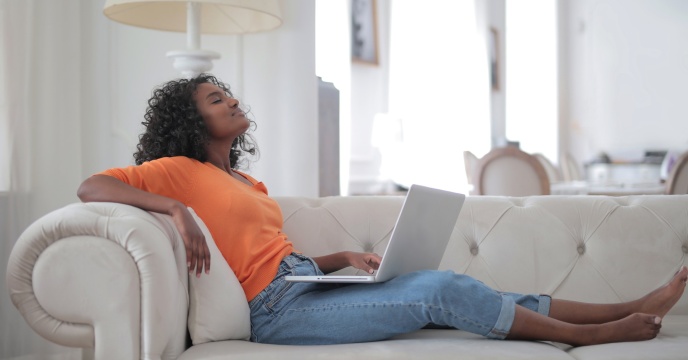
[166,49,221,78]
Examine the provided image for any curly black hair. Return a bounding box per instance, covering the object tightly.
[133,74,258,168]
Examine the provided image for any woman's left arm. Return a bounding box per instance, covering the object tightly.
[312,251,382,274]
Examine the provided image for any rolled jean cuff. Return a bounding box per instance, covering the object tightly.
[537,294,552,316]
[486,295,515,339]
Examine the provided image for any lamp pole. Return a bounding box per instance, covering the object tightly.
[166,2,220,78]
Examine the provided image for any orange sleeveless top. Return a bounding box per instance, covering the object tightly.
[99,156,294,301]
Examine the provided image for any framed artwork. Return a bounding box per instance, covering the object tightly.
[351,0,378,65]
[489,27,500,91]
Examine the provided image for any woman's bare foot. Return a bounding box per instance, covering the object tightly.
[636,266,688,318]
[508,305,662,346]
[507,268,685,346]
[580,313,662,346]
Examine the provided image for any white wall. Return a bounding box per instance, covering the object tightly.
[561,0,688,164]
[241,1,318,196]
[90,0,318,197]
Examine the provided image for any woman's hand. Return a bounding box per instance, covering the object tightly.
[346,252,382,274]
[170,204,211,278]
[312,251,382,274]
[78,175,212,277]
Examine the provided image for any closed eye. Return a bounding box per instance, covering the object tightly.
[206,91,225,104]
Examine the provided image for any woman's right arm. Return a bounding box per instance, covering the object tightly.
[77,174,210,277]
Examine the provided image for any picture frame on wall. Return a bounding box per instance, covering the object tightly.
[489,27,500,91]
[351,0,378,65]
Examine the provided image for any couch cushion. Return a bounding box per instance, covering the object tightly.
[187,208,251,344]
[178,316,688,359]
[565,315,688,360]
[178,329,576,360]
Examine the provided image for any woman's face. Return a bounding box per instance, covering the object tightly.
[193,82,250,142]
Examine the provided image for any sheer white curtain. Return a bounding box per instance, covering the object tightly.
[1,0,87,359]
[1,2,36,358]
[387,0,491,193]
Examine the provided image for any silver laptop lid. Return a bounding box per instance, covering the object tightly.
[373,184,465,282]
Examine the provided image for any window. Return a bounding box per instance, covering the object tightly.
[315,0,491,194]
[505,0,559,163]
[387,0,491,192]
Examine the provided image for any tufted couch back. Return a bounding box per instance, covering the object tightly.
[7,194,688,360]
[276,195,688,315]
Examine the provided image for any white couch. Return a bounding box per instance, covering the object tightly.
[6,195,688,360]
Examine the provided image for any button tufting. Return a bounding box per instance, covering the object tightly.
[470,246,479,255]
[577,245,585,255]
[683,245,688,254]
[510,199,524,207]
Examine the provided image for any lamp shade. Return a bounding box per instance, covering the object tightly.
[103,0,282,34]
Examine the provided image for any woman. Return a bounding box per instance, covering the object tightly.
[78,74,688,346]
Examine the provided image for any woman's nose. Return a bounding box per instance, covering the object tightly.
[227,97,239,108]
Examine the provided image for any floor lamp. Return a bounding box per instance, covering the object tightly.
[103,0,283,78]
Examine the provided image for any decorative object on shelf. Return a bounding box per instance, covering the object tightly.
[590,151,611,164]
[103,0,283,78]
[644,150,668,164]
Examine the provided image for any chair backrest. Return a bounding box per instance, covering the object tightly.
[533,153,562,184]
[463,150,479,186]
[474,147,551,196]
[560,152,582,182]
[665,151,688,194]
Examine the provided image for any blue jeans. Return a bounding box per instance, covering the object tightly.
[249,253,551,345]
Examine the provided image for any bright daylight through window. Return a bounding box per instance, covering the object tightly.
[505,0,558,163]
[386,0,491,193]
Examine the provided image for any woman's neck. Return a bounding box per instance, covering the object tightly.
[205,145,233,173]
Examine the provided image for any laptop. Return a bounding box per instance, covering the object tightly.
[285,184,466,283]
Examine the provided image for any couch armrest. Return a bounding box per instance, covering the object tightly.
[6,202,189,360]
